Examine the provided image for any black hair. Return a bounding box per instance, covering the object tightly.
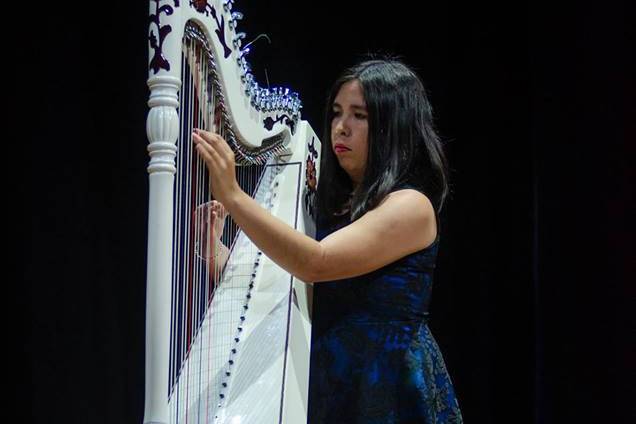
[316,58,449,226]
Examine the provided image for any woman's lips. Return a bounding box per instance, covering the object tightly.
[334,144,351,153]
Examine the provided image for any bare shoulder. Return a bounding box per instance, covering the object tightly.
[368,188,437,248]
[378,189,435,221]
[383,188,433,208]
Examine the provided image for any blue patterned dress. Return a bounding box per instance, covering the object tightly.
[307,205,463,424]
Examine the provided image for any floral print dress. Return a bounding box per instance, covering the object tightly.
[307,210,463,424]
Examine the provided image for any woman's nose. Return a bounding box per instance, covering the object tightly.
[334,118,349,137]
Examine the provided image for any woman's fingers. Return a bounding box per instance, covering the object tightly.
[194,128,235,159]
[194,129,221,150]
[193,131,234,170]
[210,201,227,223]
[193,128,240,205]
[194,133,223,168]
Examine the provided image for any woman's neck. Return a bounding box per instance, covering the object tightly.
[350,176,361,192]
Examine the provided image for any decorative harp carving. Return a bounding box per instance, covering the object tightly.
[144,1,320,423]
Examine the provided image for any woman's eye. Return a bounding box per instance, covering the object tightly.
[355,113,367,120]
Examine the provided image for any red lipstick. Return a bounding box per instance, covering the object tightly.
[334,143,351,153]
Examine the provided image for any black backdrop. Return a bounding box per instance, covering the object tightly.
[22,1,633,423]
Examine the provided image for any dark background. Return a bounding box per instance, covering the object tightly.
[22,1,633,423]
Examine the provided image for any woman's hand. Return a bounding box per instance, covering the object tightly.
[195,200,229,246]
[192,128,242,206]
[194,200,230,275]
[210,200,228,240]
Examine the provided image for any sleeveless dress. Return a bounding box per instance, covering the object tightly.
[307,199,463,424]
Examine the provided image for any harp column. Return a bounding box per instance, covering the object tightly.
[144,75,181,424]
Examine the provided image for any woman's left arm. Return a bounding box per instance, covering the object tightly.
[193,129,436,283]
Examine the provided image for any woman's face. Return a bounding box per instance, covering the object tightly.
[331,79,369,187]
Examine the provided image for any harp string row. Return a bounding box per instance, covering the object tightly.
[168,28,271,423]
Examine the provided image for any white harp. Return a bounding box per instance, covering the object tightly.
[144,1,320,423]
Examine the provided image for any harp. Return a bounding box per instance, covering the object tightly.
[144,1,320,423]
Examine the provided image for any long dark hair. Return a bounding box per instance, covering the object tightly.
[316,58,449,226]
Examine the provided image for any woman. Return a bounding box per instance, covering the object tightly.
[193,59,463,423]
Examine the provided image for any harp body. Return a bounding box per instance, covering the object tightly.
[144,2,320,423]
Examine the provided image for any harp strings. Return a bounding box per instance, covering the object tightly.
[168,32,267,422]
